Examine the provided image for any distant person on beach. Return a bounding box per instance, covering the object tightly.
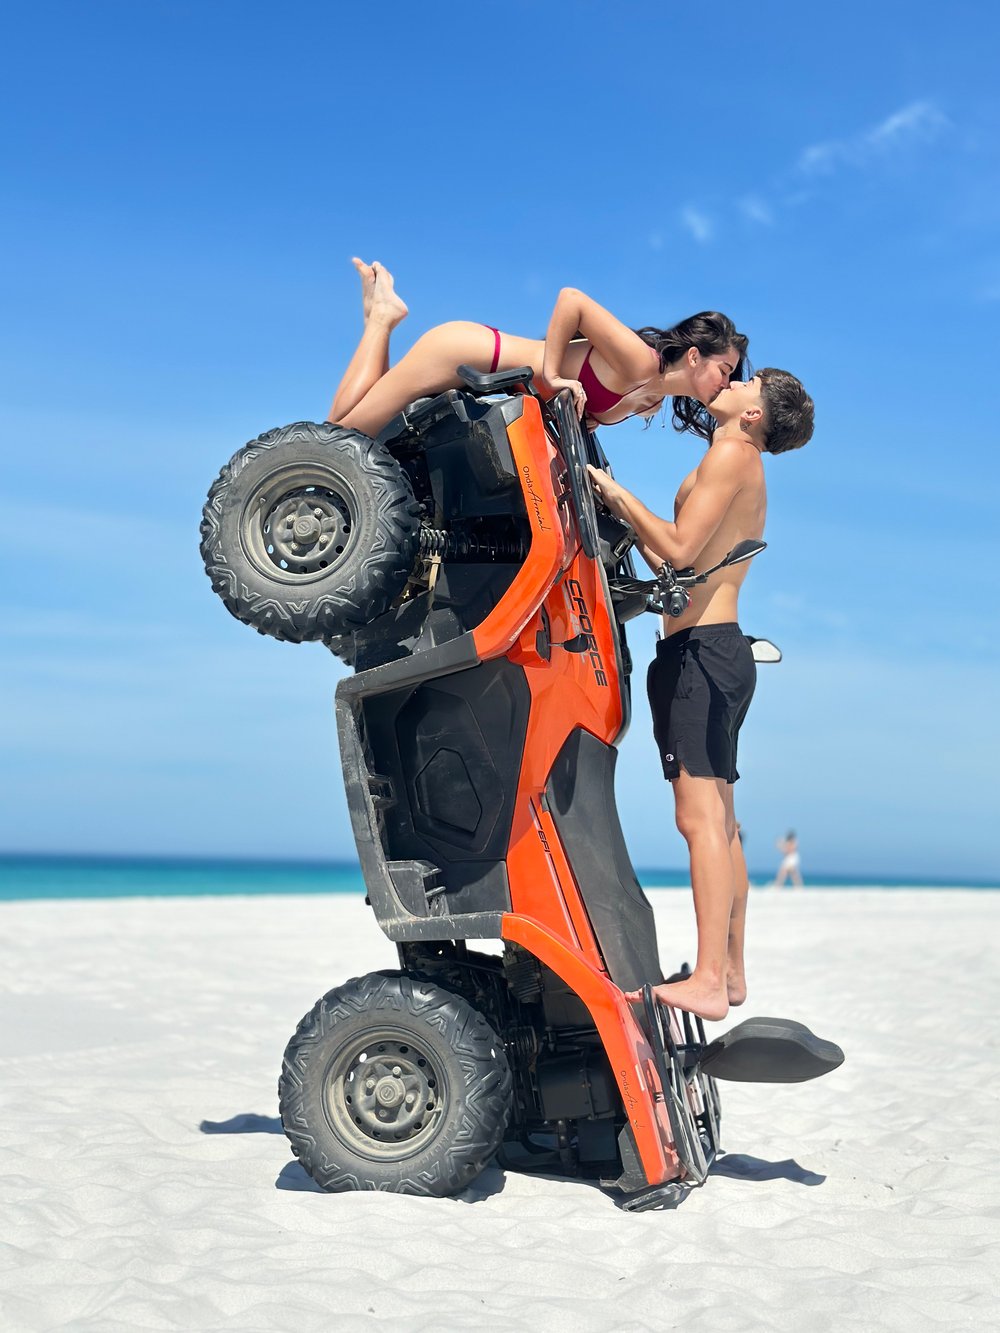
[772,831,804,889]
[327,258,748,438]
[588,371,815,1022]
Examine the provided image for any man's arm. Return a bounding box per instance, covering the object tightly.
[587,441,751,569]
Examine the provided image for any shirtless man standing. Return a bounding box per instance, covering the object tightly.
[586,369,814,1020]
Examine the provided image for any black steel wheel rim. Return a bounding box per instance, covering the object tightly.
[323,1027,449,1161]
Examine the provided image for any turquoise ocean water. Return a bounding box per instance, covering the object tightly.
[0,855,996,902]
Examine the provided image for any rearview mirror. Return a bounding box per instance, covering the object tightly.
[726,539,767,567]
[748,637,782,664]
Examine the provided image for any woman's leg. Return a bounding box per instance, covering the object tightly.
[334,321,507,437]
[327,260,409,422]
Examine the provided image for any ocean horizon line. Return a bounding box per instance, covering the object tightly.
[0,850,997,902]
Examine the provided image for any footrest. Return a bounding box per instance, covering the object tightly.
[698,1017,844,1084]
[640,985,714,1185]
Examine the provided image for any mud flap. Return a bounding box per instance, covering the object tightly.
[698,1017,845,1084]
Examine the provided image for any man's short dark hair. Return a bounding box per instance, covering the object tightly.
[758,368,814,454]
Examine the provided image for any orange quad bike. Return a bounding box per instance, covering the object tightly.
[200,367,843,1210]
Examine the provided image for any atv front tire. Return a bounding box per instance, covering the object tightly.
[200,421,421,643]
[279,973,512,1196]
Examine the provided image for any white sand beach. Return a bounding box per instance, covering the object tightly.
[1,887,998,1331]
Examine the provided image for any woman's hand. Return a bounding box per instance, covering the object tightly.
[547,375,587,419]
[586,464,629,518]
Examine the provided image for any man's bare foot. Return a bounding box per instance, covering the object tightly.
[370,261,408,327]
[727,972,747,1006]
[626,977,729,1022]
[351,257,377,319]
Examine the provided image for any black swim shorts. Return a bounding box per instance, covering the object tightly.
[646,623,756,783]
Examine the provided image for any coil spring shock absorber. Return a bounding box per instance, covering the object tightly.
[418,528,529,562]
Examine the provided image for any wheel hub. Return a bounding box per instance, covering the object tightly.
[351,1057,432,1137]
[327,1037,444,1157]
[291,512,323,545]
[241,465,356,582]
[268,496,349,569]
[374,1076,406,1108]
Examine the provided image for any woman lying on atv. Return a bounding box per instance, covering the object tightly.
[329,259,749,439]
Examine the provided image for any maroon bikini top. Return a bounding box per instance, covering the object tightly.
[578,343,660,417]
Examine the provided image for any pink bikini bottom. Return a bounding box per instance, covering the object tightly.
[483,324,501,374]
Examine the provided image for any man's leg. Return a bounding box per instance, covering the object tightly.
[327,260,409,423]
[643,769,735,1020]
[722,783,748,1006]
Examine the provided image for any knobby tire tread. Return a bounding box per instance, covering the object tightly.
[200,422,421,644]
[278,972,512,1197]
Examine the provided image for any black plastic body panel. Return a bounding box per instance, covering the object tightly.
[421,394,523,518]
[347,394,529,672]
[338,630,530,939]
[378,390,523,516]
[337,632,506,940]
[365,659,529,905]
[545,728,663,991]
[350,563,522,672]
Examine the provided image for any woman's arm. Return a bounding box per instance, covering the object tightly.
[542,287,659,415]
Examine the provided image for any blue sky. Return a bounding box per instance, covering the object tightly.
[2,0,998,880]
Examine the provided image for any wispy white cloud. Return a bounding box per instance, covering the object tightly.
[677,100,951,246]
[680,206,713,244]
[797,142,842,176]
[797,99,950,176]
[740,194,775,226]
[867,100,949,148]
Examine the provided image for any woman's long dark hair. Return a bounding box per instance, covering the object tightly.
[635,311,749,441]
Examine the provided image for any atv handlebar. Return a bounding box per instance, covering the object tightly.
[655,538,767,616]
[605,540,767,618]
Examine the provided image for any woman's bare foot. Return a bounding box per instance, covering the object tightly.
[627,977,729,1022]
[351,257,377,319]
[369,261,408,327]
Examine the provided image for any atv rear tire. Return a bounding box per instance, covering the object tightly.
[200,421,421,643]
[279,972,512,1196]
